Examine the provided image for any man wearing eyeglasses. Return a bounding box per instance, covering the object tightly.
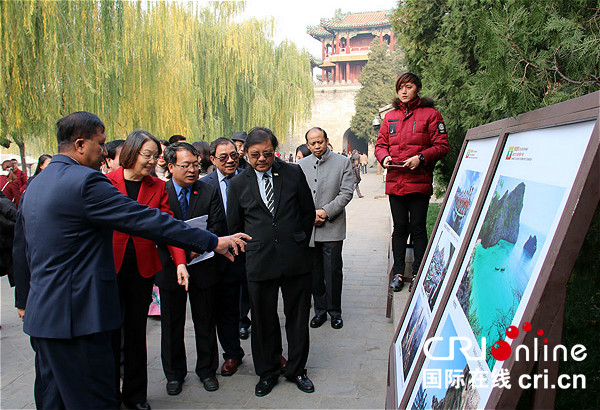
[227,127,316,397]
[155,142,228,395]
[201,138,248,377]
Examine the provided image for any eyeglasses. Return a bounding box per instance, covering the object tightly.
[215,152,239,162]
[173,162,200,170]
[138,152,160,161]
[248,151,274,159]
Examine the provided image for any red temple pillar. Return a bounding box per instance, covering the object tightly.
[322,42,326,60]
[390,31,395,51]
[346,62,350,82]
[346,34,351,54]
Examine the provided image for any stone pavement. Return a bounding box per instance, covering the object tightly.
[1,170,411,409]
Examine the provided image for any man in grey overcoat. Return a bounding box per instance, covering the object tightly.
[298,127,354,329]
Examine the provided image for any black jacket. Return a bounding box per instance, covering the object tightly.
[155,179,228,290]
[227,161,315,282]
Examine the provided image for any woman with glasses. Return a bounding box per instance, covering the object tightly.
[107,130,189,410]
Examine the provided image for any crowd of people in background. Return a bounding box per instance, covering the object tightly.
[2,71,447,410]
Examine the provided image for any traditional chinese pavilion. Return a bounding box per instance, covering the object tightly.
[307,9,396,84]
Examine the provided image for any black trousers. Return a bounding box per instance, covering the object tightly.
[188,279,219,380]
[113,257,154,405]
[158,285,188,383]
[389,193,430,276]
[239,273,251,330]
[216,274,245,361]
[31,332,116,410]
[247,273,311,380]
[312,241,344,319]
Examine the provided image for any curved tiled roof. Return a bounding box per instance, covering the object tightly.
[322,10,392,29]
[307,9,394,40]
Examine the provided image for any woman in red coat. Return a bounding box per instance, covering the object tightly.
[107,130,188,410]
[375,72,449,291]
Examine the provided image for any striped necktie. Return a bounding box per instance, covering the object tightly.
[263,173,274,215]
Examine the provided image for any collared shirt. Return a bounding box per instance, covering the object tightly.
[216,168,236,211]
[254,167,273,208]
[172,180,192,204]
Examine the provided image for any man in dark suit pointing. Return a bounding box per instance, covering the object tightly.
[227,127,315,397]
[13,112,249,410]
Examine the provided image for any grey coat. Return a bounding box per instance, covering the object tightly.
[298,149,354,245]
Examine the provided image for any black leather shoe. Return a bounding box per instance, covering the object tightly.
[286,372,315,393]
[390,274,404,292]
[331,318,344,329]
[310,314,327,328]
[201,376,219,392]
[166,380,183,395]
[239,326,249,340]
[255,377,278,397]
[123,402,151,410]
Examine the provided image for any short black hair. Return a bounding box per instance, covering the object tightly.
[163,142,199,165]
[56,111,105,151]
[33,154,52,176]
[395,72,422,92]
[169,134,186,144]
[105,139,125,160]
[209,138,236,156]
[304,127,328,141]
[192,141,212,170]
[245,127,278,151]
[296,144,311,158]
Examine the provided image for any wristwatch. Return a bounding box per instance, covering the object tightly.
[418,153,425,163]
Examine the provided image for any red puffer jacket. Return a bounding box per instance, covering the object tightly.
[375,96,449,196]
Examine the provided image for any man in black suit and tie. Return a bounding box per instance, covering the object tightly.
[155,142,229,394]
[13,112,249,409]
[227,127,315,397]
[203,138,248,375]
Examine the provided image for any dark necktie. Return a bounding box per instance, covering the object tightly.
[179,186,189,219]
[263,173,274,215]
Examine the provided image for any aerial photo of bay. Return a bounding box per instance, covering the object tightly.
[456,175,565,369]
[446,169,482,236]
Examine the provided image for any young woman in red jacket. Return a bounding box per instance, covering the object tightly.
[107,130,189,410]
[375,72,449,291]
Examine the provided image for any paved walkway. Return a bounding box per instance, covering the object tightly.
[1,170,399,409]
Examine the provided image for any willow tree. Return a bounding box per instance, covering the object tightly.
[0,0,313,160]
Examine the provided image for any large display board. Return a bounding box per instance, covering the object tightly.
[392,136,500,402]
[387,91,600,409]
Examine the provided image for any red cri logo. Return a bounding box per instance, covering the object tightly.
[491,322,548,361]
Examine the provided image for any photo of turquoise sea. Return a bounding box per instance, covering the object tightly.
[456,175,565,370]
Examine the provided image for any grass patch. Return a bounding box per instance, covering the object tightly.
[427,202,443,235]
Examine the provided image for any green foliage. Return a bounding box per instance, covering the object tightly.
[392,0,600,186]
[0,1,313,156]
[350,39,404,144]
[393,2,599,407]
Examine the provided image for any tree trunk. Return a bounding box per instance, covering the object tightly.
[17,140,27,176]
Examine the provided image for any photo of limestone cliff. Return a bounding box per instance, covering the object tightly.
[455,175,565,370]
